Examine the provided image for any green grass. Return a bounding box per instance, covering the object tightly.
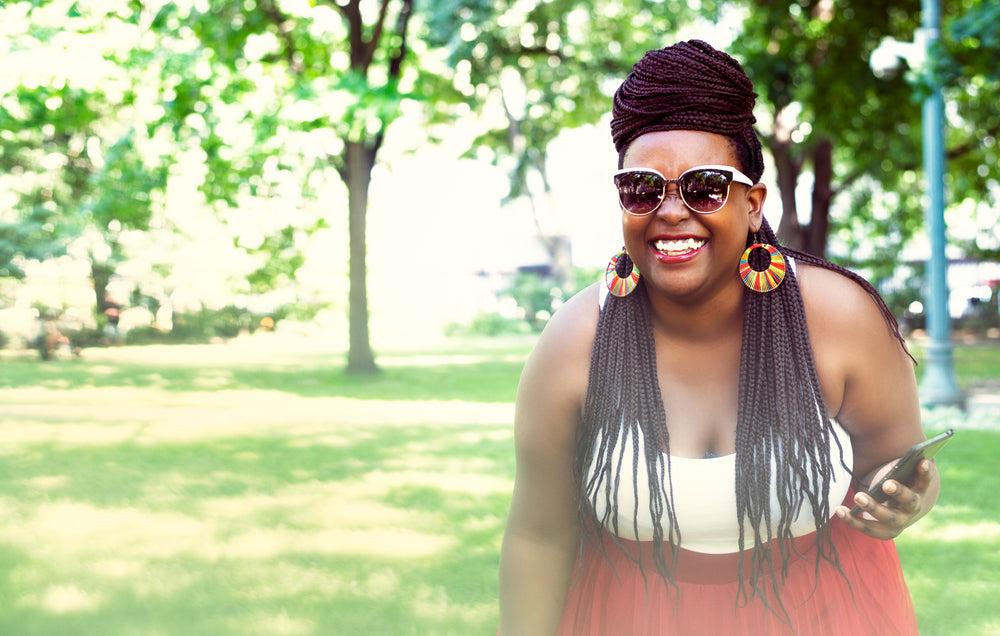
[0,337,527,636]
[0,336,997,635]
[895,428,1000,635]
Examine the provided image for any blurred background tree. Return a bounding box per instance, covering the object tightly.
[148,0,477,373]
[0,0,996,355]
[716,0,995,280]
[934,0,1000,263]
[425,0,725,294]
[0,3,168,320]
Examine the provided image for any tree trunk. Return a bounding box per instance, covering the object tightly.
[770,139,804,250]
[806,139,833,258]
[546,234,573,293]
[535,170,573,294]
[91,260,113,317]
[344,140,379,375]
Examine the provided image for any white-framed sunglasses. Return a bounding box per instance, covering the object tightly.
[613,165,754,215]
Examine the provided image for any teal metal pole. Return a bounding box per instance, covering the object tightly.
[919,0,963,407]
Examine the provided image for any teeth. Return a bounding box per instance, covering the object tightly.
[655,238,705,254]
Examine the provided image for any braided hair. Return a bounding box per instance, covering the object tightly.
[611,40,764,180]
[576,40,912,620]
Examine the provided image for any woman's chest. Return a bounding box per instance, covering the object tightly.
[654,338,742,457]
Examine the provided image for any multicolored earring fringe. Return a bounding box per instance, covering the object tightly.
[605,249,640,297]
[739,243,786,292]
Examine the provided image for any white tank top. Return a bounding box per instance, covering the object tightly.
[585,416,854,554]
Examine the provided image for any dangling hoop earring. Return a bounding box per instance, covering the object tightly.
[739,234,786,293]
[606,247,640,297]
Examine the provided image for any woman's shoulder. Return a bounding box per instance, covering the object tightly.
[795,261,886,333]
[513,283,602,454]
[517,283,601,401]
[529,282,602,367]
[793,262,921,470]
[794,260,916,419]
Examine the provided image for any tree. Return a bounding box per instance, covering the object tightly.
[731,0,999,274]
[934,0,1000,261]
[164,0,467,374]
[0,2,168,319]
[731,0,925,260]
[427,0,712,292]
[0,210,63,280]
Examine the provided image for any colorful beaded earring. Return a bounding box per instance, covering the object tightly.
[605,247,640,297]
[739,235,786,293]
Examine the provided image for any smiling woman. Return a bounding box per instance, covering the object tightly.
[498,39,939,636]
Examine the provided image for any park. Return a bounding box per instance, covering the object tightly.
[1,333,999,634]
[2,0,999,634]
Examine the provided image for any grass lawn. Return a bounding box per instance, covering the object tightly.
[0,334,998,635]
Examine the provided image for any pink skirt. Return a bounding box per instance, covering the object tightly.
[557,504,917,635]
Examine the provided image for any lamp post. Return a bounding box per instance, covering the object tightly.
[871,0,963,408]
[918,0,963,407]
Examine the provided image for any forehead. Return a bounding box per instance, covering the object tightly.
[622,130,736,171]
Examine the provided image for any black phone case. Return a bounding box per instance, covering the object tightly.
[849,429,954,518]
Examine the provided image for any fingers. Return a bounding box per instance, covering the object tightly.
[837,493,906,540]
[836,461,933,540]
[881,480,921,515]
[909,458,934,494]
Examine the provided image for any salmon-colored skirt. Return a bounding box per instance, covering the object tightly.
[556,506,917,635]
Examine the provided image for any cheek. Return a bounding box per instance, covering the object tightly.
[621,216,646,252]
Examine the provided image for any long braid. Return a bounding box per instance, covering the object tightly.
[576,279,681,588]
[577,39,915,622]
[734,218,851,620]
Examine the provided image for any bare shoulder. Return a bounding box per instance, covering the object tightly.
[796,263,886,335]
[507,282,601,538]
[517,282,601,421]
[795,261,910,368]
[511,281,601,475]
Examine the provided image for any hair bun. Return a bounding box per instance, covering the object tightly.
[611,40,759,159]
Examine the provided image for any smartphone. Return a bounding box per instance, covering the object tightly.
[850,429,954,518]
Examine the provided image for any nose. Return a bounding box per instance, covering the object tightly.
[655,184,691,221]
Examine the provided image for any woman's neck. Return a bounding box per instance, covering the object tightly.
[645,284,745,343]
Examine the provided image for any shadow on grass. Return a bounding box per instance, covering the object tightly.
[0,421,515,635]
[0,355,525,403]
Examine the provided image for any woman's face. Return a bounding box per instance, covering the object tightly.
[619,130,766,302]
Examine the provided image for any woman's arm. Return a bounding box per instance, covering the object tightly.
[800,265,940,540]
[499,285,598,635]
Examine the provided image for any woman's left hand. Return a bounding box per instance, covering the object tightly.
[835,458,936,540]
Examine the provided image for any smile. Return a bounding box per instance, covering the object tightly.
[654,238,706,256]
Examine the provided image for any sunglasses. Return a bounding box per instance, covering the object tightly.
[613,165,754,215]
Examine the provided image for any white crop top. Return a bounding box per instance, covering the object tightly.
[586,420,854,554]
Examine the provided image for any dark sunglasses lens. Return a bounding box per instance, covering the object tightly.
[616,172,664,214]
[681,170,732,212]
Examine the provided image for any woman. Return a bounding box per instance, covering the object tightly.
[498,40,939,635]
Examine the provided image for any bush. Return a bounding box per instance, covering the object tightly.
[123,326,172,345]
[444,267,604,338]
[445,313,532,338]
[70,327,107,349]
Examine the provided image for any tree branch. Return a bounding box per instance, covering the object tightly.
[332,0,366,71]
[365,0,392,73]
[386,0,413,81]
[330,0,392,74]
[259,0,303,75]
